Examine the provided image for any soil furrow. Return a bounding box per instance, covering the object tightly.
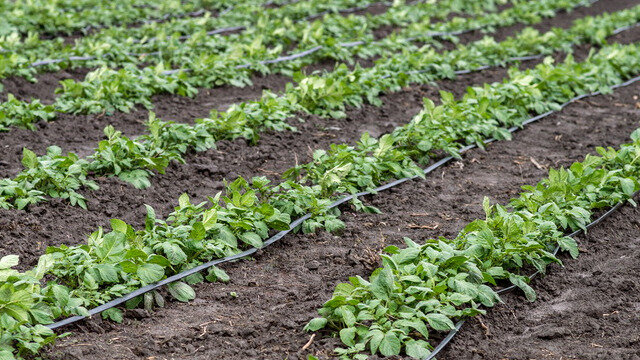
[0,0,626,164]
[3,14,640,268]
[2,0,637,179]
[0,63,517,267]
[440,204,640,360]
[42,58,640,360]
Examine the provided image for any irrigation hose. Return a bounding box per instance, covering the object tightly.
[27,0,586,70]
[423,193,636,360]
[45,71,640,331]
[25,0,408,68]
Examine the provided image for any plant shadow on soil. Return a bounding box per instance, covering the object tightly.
[0,0,638,358]
[42,65,640,360]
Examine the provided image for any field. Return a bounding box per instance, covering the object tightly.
[1,0,640,359]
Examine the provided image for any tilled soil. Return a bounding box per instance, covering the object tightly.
[0,0,639,358]
[42,55,640,360]
[0,60,521,269]
[4,17,640,270]
[1,0,632,174]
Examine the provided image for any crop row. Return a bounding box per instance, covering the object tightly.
[1,4,638,209]
[306,129,640,359]
[0,0,599,130]
[0,0,232,37]
[0,0,507,81]
[1,38,640,359]
[0,0,394,69]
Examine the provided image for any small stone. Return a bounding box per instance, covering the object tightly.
[306,260,320,270]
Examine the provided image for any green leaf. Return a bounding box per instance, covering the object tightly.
[558,237,579,259]
[167,282,195,302]
[110,219,129,234]
[339,327,357,347]
[190,221,206,241]
[144,204,156,230]
[370,268,395,300]
[163,243,187,265]
[118,170,151,189]
[205,265,229,283]
[178,193,191,208]
[620,177,635,196]
[324,218,345,233]
[340,306,356,327]
[137,263,165,283]
[476,285,501,307]
[509,274,536,302]
[0,349,16,360]
[95,264,119,283]
[147,254,171,267]
[379,332,401,356]
[21,148,38,169]
[405,340,431,359]
[304,317,327,332]
[0,255,19,270]
[82,272,98,290]
[369,329,384,354]
[239,232,263,248]
[103,308,123,323]
[425,313,455,331]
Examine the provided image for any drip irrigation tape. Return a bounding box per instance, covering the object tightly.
[422,76,640,360]
[31,0,620,78]
[612,22,640,35]
[45,69,640,331]
[423,193,636,360]
[27,0,547,70]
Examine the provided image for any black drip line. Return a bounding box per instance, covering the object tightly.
[45,71,640,330]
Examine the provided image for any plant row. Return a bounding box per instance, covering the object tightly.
[0,0,392,72]
[0,0,506,81]
[1,4,638,210]
[0,0,230,37]
[1,39,640,359]
[0,0,595,127]
[305,127,640,359]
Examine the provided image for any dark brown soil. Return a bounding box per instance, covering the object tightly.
[440,204,640,360]
[0,1,638,359]
[0,63,515,268]
[1,0,630,170]
[40,59,640,360]
[2,0,638,177]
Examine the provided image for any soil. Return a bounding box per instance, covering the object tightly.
[41,61,640,360]
[0,0,638,359]
[440,205,640,360]
[2,0,631,169]
[0,61,515,269]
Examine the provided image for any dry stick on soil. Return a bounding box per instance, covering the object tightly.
[529,157,547,170]
[301,333,316,351]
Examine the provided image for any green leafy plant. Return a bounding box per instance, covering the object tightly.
[4,5,640,209]
[307,129,640,359]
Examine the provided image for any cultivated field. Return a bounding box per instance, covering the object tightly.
[1,0,639,359]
